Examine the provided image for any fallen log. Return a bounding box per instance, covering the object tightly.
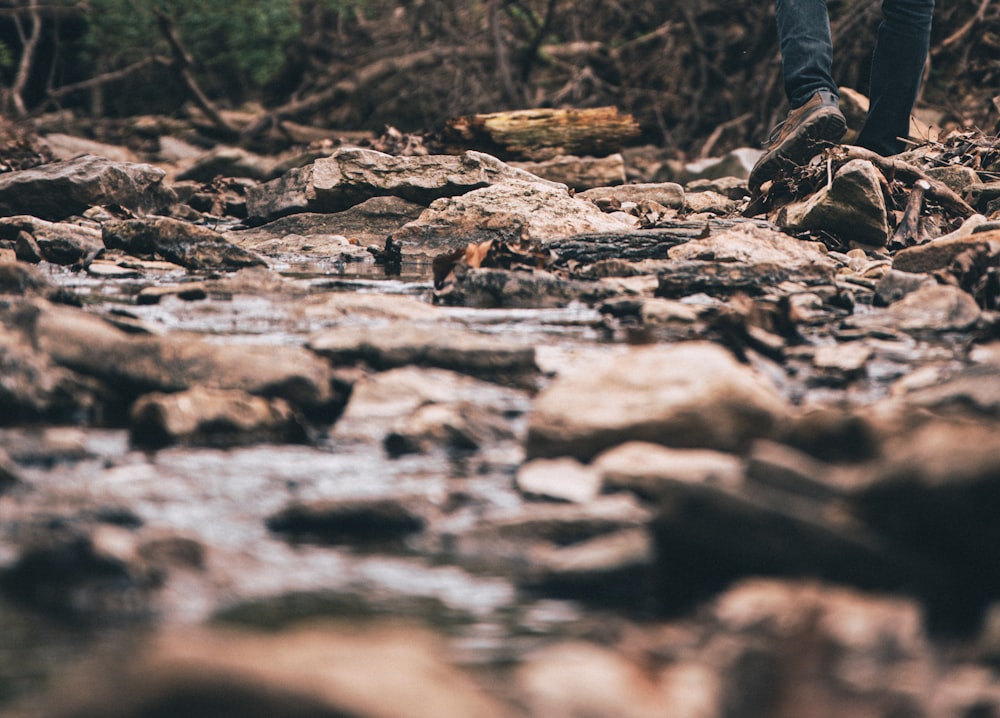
[441,106,641,161]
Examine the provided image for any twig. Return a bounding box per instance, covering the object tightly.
[9,0,43,116]
[699,112,751,158]
[153,8,239,139]
[840,146,976,218]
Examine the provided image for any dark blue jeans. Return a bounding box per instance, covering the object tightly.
[775,0,934,154]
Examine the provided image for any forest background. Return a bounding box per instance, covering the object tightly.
[0,0,997,158]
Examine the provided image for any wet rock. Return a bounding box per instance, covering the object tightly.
[436,264,620,309]
[175,146,276,182]
[856,419,1000,624]
[392,181,636,258]
[516,457,603,503]
[517,641,673,718]
[0,521,159,620]
[246,147,554,222]
[595,442,743,499]
[709,578,931,713]
[846,284,981,334]
[0,326,101,424]
[129,386,307,449]
[24,300,343,419]
[38,624,511,718]
[902,364,1000,417]
[512,153,627,190]
[332,366,528,444]
[308,321,537,385]
[893,226,1000,273]
[777,159,890,246]
[0,448,20,491]
[0,154,175,220]
[267,496,426,544]
[227,197,425,255]
[577,182,685,210]
[874,269,936,306]
[657,223,837,298]
[526,341,789,461]
[384,400,516,456]
[0,261,55,295]
[103,217,266,271]
[0,216,103,265]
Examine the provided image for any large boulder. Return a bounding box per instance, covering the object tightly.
[776,159,891,246]
[0,155,175,220]
[525,341,790,460]
[245,148,558,222]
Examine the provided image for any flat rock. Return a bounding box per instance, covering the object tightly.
[577,182,685,209]
[38,624,511,718]
[267,496,427,544]
[777,159,890,246]
[246,147,556,222]
[0,154,175,220]
[657,222,837,297]
[846,284,981,334]
[308,321,537,385]
[393,181,637,258]
[104,217,267,271]
[384,400,517,456]
[594,441,744,499]
[525,341,789,460]
[227,197,425,254]
[129,386,307,448]
[0,215,103,265]
[893,227,1000,273]
[516,457,603,503]
[175,146,276,182]
[25,300,343,419]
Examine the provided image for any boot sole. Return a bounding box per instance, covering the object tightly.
[749,109,847,191]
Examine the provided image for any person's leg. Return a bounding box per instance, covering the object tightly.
[856,0,934,155]
[775,0,839,108]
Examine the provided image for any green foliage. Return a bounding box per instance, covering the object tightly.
[0,40,13,70]
[80,0,304,98]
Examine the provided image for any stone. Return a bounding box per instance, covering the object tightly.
[847,284,981,334]
[893,227,1000,274]
[436,265,622,309]
[38,624,511,718]
[811,342,872,376]
[594,442,743,499]
[227,197,425,254]
[129,386,307,448]
[657,223,837,297]
[512,153,627,190]
[517,641,669,718]
[245,147,558,222]
[577,182,685,209]
[526,341,789,461]
[516,457,603,503]
[685,176,751,200]
[902,364,1000,417]
[777,159,890,246]
[0,447,20,491]
[677,147,762,182]
[0,259,55,295]
[26,300,343,419]
[384,401,516,456]
[392,181,637,258]
[926,164,981,193]
[684,190,740,216]
[308,321,537,385]
[331,366,528,444]
[103,217,267,271]
[267,496,426,544]
[874,269,936,306]
[0,154,175,220]
[0,215,103,265]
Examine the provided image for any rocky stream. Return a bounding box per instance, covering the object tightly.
[1,123,1000,717]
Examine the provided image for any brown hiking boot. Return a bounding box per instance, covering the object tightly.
[748,90,847,194]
